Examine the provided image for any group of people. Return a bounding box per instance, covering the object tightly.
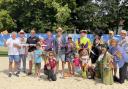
[4,27,128,84]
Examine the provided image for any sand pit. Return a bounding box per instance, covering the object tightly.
[0,57,128,89]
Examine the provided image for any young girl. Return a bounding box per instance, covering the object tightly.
[38,37,46,50]
[44,51,57,81]
[73,53,81,76]
[80,48,94,79]
[34,43,43,78]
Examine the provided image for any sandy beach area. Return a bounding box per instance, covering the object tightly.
[0,57,128,89]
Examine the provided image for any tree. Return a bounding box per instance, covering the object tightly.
[0,9,16,32]
[0,0,128,33]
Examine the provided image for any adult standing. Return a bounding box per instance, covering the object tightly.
[90,34,103,64]
[45,30,54,52]
[4,32,21,77]
[97,43,114,85]
[18,30,27,73]
[27,28,40,75]
[65,35,76,75]
[76,30,91,52]
[53,27,66,77]
[109,38,128,83]
[118,30,128,79]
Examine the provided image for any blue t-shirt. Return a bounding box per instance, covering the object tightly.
[34,49,43,63]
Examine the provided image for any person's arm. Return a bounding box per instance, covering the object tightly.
[53,59,57,74]
[4,40,7,47]
[4,39,11,47]
[107,54,114,69]
[13,39,21,49]
[24,38,28,56]
[88,39,92,50]
[53,39,57,54]
[76,40,80,51]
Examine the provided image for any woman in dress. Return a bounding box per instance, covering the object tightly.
[65,35,76,76]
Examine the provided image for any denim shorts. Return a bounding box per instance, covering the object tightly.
[9,55,20,62]
[56,51,65,62]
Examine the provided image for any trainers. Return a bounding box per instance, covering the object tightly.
[23,71,26,73]
[8,73,12,77]
[15,72,19,77]
[17,71,20,74]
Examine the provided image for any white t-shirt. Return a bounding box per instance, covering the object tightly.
[18,37,27,54]
[6,38,20,55]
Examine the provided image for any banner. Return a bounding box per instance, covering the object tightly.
[0,34,121,46]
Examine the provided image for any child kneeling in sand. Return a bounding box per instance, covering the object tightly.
[44,51,57,81]
[34,43,43,78]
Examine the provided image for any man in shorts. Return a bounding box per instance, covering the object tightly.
[53,27,66,77]
[26,28,40,75]
[4,32,21,77]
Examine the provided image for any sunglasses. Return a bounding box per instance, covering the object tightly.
[68,38,72,39]
[20,33,25,34]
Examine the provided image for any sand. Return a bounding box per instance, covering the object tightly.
[0,57,128,89]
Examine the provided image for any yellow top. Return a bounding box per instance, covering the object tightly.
[76,37,91,50]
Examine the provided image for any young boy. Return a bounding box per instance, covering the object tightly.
[34,43,43,78]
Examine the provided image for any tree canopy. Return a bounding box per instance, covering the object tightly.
[0,0,128,33]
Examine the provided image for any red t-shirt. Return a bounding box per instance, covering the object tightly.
[46,58,56,70]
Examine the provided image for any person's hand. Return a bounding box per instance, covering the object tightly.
[13,43,20,48]
[13,43,18,47]
[115,51,122,59]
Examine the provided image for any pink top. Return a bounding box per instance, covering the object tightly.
[73,58,81,67]
[39,40,46,50]
[46,58,56,70]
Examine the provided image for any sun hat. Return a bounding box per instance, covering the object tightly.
[56,27,64,32]
[19,30,25,34]
[80,30,87,33]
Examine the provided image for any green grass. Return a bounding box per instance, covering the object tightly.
[0,47,8,57]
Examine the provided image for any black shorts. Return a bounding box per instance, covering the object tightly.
[35,63,41,69]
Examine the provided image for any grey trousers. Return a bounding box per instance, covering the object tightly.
[18,54,26,72]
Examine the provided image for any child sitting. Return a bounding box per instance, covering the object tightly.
[34,43,43,78]
[44,51,57,81]
[73,53,81,76]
